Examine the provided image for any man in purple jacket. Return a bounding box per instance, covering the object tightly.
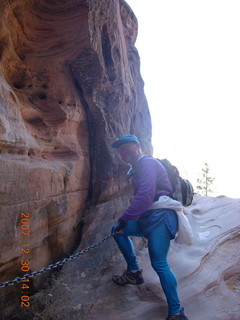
[111,134,189,320]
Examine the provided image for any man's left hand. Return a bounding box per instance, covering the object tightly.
[112,219,126,233]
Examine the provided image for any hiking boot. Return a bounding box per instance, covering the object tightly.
[112,269,144,286]
[166,307,189,320]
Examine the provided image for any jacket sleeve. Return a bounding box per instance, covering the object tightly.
[120,159,158,222]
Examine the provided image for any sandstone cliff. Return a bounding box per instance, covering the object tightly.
[1,1,239,320]
[0,0,151,317]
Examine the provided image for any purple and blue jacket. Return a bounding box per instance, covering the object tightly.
[120,156,173,222]
[120,156,178,237]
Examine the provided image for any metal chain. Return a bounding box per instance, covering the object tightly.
[0,233,113,289]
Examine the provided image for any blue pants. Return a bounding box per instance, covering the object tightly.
[113,221,182,314]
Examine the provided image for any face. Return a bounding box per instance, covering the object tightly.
[118,143,140,164]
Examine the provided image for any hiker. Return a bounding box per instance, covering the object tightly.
[111,134,189,320]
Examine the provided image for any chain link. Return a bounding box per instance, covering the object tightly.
[0,233,113,289]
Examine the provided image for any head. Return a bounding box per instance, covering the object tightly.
[111,134,143,165]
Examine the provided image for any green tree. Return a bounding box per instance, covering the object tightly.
[196,162,215,196]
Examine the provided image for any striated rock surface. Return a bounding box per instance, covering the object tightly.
[23,195,240,320]
[1,1,239,319]
[0,0,151,316]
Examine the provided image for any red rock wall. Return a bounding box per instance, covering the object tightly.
[0,0,152,314]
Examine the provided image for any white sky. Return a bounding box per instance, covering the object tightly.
[125,0,240,198]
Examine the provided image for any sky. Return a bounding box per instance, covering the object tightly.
[125,0,240,198]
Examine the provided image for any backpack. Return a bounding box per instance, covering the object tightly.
[157,158,194,206]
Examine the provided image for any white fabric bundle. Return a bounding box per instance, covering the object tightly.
[149,195,194,245]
